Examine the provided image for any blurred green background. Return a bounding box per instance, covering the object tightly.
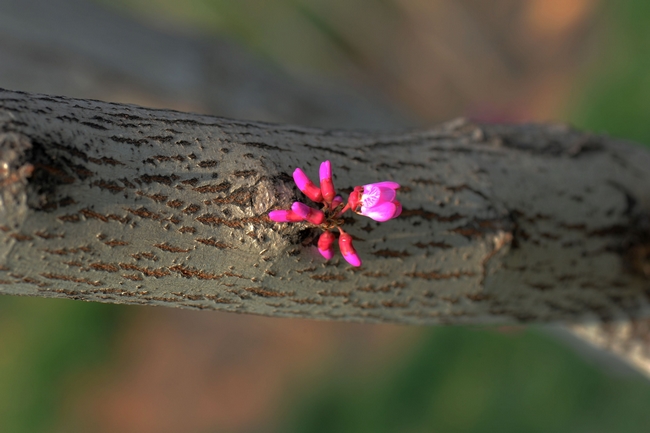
[2,0,650,432]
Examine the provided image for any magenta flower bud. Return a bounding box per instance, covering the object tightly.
[291,202,325,225]
[338,231,361,267]
[293,168,323,203]
[319,160,336,204]
[351,181,401,222]
[268,209,304,223]
[330,195,343,211]
[317,231,336,260]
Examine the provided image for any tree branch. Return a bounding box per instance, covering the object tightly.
[1,89,649,324]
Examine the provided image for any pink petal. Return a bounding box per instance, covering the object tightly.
[361,185,396,209]
[360,184,381,208]
[377,186,396,202]
[362,202,397,222]
[293,168,310,191]
[268,210,287,222]
[342,251,362,267]
[319,160,332,182]
[291,202,311,218]
[318,247,335,260]
[370,181,400,190]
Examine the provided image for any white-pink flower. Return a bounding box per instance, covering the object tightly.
[348,181,402,222]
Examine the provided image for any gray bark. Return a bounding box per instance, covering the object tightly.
[1,89,649,325]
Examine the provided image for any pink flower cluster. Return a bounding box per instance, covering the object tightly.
[269,160,401,267]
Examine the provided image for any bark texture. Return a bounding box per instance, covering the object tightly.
[1,89,649,324]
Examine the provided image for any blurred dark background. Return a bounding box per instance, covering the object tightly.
[1,0,650,432]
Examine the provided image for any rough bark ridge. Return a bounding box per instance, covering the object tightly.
[1,89,649,324]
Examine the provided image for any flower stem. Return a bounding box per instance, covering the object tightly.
[336,204,350,218]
